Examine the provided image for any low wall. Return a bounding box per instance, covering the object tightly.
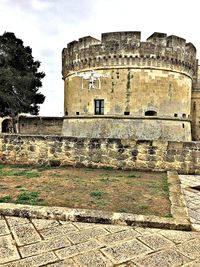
[62,117,191,141]
[18,117,63,135]
[0,134,199,174]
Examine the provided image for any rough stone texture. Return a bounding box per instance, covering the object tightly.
[18,116,63,135]
[0,215,199,266]
[0,235,20,264]
[101,239,152,264]
[135,249,190,267]
[2,135,200,174]
[179,174,200,230]
[9,222,41,246]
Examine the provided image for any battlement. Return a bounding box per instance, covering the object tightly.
[62,31,197,78]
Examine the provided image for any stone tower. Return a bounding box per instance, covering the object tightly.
[62,32,198,141]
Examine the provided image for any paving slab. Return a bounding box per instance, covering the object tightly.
[137,233,175,250]
[55,239,102,260]
[73,251,113,267]
[101,239,152,264]
[1,252,58,267]
[135,249,190,267]
[0,214,200,266]
[9,222,41,246]
[0,235,20,264]
[0,219,10,236]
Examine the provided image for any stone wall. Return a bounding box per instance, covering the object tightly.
[18,117,63,135]
[62,117,191,141]
[0,134,200,174]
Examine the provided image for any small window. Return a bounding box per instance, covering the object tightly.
[182,123,185,128]
[76,112,79,115]
[124,111,130,115]
[182,114,186,118]
[94,99,104,115]
[65,111,68,116]
[174,113,178,117]
[145,110,157,116]
[21,123,24,127]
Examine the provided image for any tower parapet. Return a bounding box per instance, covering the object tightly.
[62,31,197,78]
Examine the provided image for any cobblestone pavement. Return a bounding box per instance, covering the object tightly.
[179,175,200,231]
[0,215,200,266]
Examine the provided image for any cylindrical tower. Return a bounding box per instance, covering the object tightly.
[62,32,197,141]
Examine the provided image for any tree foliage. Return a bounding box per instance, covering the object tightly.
[0,32,45,131]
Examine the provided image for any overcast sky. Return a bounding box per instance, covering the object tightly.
[0,0,199,116]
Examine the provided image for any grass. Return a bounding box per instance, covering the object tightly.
[0,164,171,217]
[90,191,105,199]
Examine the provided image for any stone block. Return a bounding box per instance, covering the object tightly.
[73,251,113,267]
[135,249,189,267]
[102,239,152,264]
[55,239,102,259]
[0,235,20,264]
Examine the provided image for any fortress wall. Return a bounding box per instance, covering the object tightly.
[18,117,63,135]
[0,134,200,174]
[62,117,191,141]
[64,68,192,118]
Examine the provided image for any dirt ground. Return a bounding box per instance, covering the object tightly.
[0,165,171,217]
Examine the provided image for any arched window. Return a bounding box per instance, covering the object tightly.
[145,110,157,116]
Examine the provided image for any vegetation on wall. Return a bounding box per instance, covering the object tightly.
[0,32,45,132]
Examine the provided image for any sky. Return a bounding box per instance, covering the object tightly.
[0,0,199,116]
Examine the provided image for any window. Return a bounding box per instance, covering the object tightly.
[94,100,104,115]
[145,110,157,116]
[124,111,130,115]
[174,113,178,117]
[76,112,79,115]
[182,114,186,118]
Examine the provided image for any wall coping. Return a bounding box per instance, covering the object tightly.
[63,115,191,122]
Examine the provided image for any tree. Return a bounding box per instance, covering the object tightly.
[0,32,45,132]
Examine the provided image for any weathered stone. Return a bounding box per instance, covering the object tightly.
[67,227,109,244]
[55,239,102,259]
[0,235,20,264]
[137,233,175,250]
[73,251,113,267]
[39,223,77,239]
[102,239,152,264]
[135,249,189,267]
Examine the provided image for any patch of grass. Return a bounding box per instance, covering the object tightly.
[25,172,41,178]
[117,208,128,213]
[8,164,32,169]
[162,175,170,197]
[0,195,12,203]
[49,173,62,177]
[127,173,141,179]
[90,191,105,199]
[0,165,5,170]
[14,191,43,205]
[0,185,9,190]
[14,185,23,189]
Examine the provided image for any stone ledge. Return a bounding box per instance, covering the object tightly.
[0,203,191,231]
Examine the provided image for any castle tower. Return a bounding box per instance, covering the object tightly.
[62,32,197,141]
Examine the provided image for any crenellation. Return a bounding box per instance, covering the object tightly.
[62,31,197,78]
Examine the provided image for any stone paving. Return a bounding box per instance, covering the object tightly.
[0,215,200,266]
[179,175,200,231]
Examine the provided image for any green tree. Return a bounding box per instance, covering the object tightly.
[0,32,45,132]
